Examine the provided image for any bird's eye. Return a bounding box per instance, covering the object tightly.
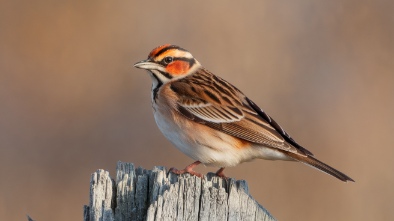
[163,56,173,64]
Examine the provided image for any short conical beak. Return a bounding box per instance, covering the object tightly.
[134,60,160,70]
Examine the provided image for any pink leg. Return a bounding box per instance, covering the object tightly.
[215,167,228,179]
[169,161,203,177]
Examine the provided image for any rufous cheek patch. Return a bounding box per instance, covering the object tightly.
[166,61,190,76]
[149,44,171,58]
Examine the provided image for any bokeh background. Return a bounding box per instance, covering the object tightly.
[1,1,393,220]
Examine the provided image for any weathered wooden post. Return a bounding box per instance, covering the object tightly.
[84,162,276,221]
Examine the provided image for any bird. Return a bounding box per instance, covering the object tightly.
[134,44,354,182]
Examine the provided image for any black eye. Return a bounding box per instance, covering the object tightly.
[163,56,173,64]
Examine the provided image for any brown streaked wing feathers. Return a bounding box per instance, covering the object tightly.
[170,68,310,156]
[170,81,243,122]
[245,98,314,156]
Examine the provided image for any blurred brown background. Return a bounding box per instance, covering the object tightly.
[1,0,393,220]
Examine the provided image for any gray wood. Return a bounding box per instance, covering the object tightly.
[86,169,116,221]
[84,162,276,221]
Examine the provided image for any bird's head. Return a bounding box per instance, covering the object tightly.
[134,44,201,84]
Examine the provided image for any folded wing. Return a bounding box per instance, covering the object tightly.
[170,74,311,156]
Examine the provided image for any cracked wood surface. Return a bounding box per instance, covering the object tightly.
[84,162,276,221]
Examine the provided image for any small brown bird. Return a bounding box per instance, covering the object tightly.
[134,44,354,182]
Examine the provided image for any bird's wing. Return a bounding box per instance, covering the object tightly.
[170,70,313,156]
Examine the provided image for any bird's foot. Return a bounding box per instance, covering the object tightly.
[169,167,203,178]
[169,161,203,178]
[215,167,228,179]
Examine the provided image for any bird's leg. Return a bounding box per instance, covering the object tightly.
[215,167,228,179]
[169,161,203,177]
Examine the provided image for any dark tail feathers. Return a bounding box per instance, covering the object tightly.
[285,152,355,182]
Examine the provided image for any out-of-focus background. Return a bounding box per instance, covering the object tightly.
[1,1,393,220]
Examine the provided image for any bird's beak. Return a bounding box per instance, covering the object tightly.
[133,60,160,70]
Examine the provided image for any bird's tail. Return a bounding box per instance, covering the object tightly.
[284,151,355,182]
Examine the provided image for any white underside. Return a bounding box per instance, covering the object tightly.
[153,102,293,168]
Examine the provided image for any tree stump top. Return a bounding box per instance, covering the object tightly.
[84,161,276,221]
